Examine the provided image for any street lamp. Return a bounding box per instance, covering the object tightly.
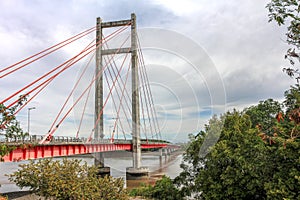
[111,117,119,139]
[27,107,36,134]
[109,125,114,138]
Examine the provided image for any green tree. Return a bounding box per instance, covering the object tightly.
[0,97,28,161]
[263,137,299,199]
[267,0,300,81]
[177,111,269,199]
[244,99,282,135]
[176,99,299,199]
[173,114,225,197]
[261,86,300,199]
[284,84,300,112]
[0,101,29,142]
[129,176,183,200]
[8,158,129,200]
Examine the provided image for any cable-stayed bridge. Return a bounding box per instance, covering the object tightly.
[0,13,179,177]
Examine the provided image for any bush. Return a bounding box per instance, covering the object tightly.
[8,158,129,200]
[129,176,183,200]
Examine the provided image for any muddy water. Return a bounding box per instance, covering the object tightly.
[126,151,183,189]
[0,151,183,193]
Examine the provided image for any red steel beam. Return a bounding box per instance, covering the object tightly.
[2,143,169,162]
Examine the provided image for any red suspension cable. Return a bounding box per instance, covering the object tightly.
[139,77,149,140]
[102,51,131,140]
[103,40,132,115]
[103,69,127,140]
[137,35,161,138]
[87,35,131,141]
[104,55,132,130]
[76,75,93,138]
[111,61,131,140]
[5,43,95,108]
[14,39,96,115]
[2,24,129,108]
[0,27,96,77]
[49,45,96,132]
[40,34,131,144]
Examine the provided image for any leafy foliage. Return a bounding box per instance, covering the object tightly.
[264,137,299,199]
[174,87,300,199]
[129,176,183,200]
[245,99,282,135]
[267,0,300,81]
[129,183,153,198]
[0,97,28,161]
[176,105,299,199]
[176,111,268,199]
[0,144,15,162]
[8,158,129,200]
[284,84,300,111]
[272,85,300,140]
[0,100,29,142]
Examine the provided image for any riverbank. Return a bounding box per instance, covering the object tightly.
[1,192,148,200]
[1,191,40,200]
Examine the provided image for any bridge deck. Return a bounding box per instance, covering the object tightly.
[2,143,171,162]
[1,135,180,162]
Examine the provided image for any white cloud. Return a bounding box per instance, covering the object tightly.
[152,0,201,16]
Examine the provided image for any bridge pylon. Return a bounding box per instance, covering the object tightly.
[126,13,149,179]
[94,13,149,179]
[94,16,105,168]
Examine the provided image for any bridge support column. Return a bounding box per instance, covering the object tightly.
[126,167,149,180]
[158,148,163,172]
[159,148,164,160]
[94,152,110,177]
[126,13,149,180]
[94,152,104,166]
[164,149,169,162]
[94,17,110,177]
[97,166,110,178]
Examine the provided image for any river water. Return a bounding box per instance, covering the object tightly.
[0,151,183,193]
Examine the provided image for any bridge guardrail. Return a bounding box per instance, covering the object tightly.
[0,134,170,145]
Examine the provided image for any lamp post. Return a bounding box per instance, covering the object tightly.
[109,125,114,139]
[27,107,36,134]
[111,117,119,140]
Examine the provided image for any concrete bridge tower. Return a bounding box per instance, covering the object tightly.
[94,13,149,179]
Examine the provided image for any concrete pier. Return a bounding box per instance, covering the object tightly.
[126,167,149,180]
[97,166,111,178]
[95,152,110,177]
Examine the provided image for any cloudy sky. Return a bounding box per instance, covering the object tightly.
[0,0,294,142]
